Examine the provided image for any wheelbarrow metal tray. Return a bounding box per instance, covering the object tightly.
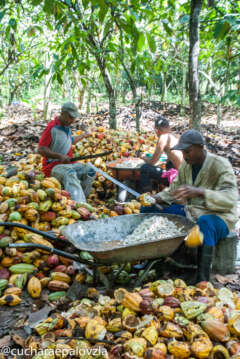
[61,214,194,264]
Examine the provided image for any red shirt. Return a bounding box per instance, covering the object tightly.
[38,117,74,177]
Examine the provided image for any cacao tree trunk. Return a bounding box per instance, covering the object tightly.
[86,87,91,113]
[121,84,128,103]
[95,53,116,129]
[132,88,141,133]
[43,55,52,121]
[73,72,86,109]
[217,99,221,127]
[64,73,72,101]
[180,64,187,116]
[78,88,85,109]
[123,69,141,132]
[189,0,203,130]
[161,72,167,102]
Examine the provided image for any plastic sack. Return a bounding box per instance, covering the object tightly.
[161,168,178,184]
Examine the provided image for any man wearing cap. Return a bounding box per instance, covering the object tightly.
[141,129,238,283]
[38,102,96,203]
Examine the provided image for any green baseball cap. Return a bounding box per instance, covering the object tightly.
[61,102,80,118]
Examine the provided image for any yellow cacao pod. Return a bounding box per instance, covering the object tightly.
[27,276,42,298]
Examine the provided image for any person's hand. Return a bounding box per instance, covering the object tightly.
[171,185,204,202]
[152,193,165,204]
[59,154,71,164]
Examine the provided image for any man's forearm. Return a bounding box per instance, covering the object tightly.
[142,156,157,166]
[38,146,62,160]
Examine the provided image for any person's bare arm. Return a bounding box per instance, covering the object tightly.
[73,132,92,144]
[38,146,71,164]
[141,135,168,165]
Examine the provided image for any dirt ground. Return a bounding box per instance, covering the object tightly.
[0,100,240,347]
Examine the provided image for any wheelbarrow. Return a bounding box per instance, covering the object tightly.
[1,213,194,288]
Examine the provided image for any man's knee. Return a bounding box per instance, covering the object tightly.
[197,215,211,227]
[87,167,96,178]
[140,163,151,175]
[51,164,70,182]
[197,215,217,247]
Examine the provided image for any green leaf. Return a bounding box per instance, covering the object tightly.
[71,44,78,59]
[66,58,74,69]
[137,32,145,51]
[9,18,17,30]
[46,21,53,30]
[31,0,43,4]
[103,21,112,37]
[154,58,163,72]
[118,19,133,35]
[98,4,108,22]
[57,73,63,85]
[163,21,172,36]
[43,0,55,14]
[81,78,87,87]
[33,64,44,79]
[146,33,156,53]
[78,63,86,75]
[168,0,175,8]
[0,10,5,22]
[82,0,89,9]
[130,61,136,73]
[214,21,230,40]
[237,95,240,107]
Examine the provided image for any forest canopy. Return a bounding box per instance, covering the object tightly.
[0,0,239,129]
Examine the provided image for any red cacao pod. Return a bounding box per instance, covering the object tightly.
[163,296,180,308]
[47,254,59,267]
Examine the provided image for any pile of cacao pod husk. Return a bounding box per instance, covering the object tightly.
[1,126,157,208]
[14,279,240,358]
[0,159,144,305]
[0,127,158,306]
[73,126,156,208]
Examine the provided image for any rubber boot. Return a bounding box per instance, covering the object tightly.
[196,245,214,283]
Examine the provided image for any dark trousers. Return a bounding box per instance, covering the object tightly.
[139,162,173,193]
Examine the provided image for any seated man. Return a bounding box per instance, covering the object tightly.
[38,102,96,203]
[139,116,183,193]
[141,129,239,283]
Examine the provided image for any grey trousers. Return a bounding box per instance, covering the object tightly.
[51,163,96,203]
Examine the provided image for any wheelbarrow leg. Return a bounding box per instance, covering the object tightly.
[134,258,164,287]
[97,269,112,290]
[112,263,127,282]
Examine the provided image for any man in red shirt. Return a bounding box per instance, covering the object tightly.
[38,102,96,203]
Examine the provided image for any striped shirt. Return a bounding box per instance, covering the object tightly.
[38,117,74,176]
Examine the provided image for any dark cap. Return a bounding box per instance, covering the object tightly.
[61,102,80,118]
[171,129,205,150]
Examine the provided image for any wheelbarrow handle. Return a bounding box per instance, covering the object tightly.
[8,242,102,267]
[0,222,59,241]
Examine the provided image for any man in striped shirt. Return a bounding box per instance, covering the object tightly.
[38,102,96,203]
